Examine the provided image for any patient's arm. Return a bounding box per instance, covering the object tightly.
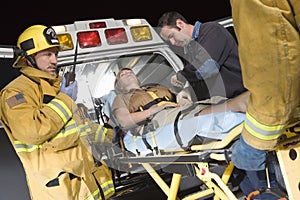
[199,91,250,115]
[113,102,179,129]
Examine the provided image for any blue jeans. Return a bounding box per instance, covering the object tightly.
[232,135,266,171]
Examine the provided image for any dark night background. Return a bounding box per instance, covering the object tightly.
[0,1,232,199]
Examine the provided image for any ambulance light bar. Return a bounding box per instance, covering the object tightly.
[125,19,142,26]
[89,21,107,29]
[77,31,101,48]
[53,19,153,52]
[57,34,73,51]
[105,28,127,45]
[130,26,152,41]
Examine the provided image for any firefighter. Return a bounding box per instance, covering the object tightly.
[0,25,115,199]
[230,0,300,173]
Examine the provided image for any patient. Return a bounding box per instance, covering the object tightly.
[112,68,250,154]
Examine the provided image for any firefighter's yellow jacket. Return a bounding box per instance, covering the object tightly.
[0,66,115,199]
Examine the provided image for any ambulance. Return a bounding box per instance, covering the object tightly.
[54,18,185,124]
[54,17,235,124]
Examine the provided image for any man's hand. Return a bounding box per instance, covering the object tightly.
[171,74,185,88]
[60,76,78,101]
[176,88,192,106]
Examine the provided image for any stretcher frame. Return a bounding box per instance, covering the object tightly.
[113,122,300,200]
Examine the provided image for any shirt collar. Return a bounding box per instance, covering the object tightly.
[192,21,201,40]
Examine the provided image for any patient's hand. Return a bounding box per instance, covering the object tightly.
[149,103,178,116]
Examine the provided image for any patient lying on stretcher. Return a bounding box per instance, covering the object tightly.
[111,68,250,155]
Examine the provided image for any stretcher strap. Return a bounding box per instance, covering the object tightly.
[142,131,153,152]
[136,89,173,112]
[133,135,140,155]
[174,99,231,150]
[173,103,199,150]
[142,120,159,154]
[136,96,171,112]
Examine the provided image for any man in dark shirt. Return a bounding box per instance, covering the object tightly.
[157,11,247,101]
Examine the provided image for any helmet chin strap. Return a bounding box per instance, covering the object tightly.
[26,55,38,69]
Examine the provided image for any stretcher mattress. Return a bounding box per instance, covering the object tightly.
[123,110,245,155]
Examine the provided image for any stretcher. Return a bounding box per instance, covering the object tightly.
[107,119,300,200]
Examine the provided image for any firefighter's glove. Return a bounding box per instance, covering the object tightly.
[60,76,78,101]
[231,135,267,171]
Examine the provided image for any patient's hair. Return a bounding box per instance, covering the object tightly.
[114,68,141,93]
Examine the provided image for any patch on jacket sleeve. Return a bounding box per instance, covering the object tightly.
[6,93,27,108]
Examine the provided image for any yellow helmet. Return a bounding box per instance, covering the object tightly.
[17,25,60,56]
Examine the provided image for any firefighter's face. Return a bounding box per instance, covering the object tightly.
[160,25,191,47]
[33,47,59,75]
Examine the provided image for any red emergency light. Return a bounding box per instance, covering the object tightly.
[105,28,128,45]
[89,22,107,29]
[77,31,101,48]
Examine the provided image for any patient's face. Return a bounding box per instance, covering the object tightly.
[118,69,134,79]
[116,69,140,91]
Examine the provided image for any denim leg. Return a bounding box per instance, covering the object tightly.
[231,135,267,171]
